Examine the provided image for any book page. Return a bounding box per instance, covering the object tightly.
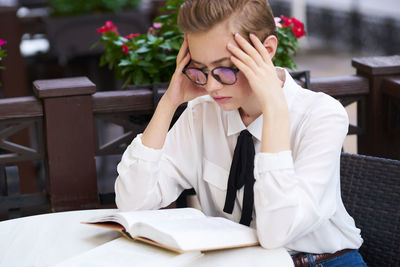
[86,208,205,233]
[136,216,259,251]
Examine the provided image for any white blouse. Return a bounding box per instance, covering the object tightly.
[115,69,363,254]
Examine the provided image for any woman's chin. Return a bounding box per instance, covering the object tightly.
[216,102,238,111]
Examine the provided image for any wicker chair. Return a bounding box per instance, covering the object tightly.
[340,152,400,267]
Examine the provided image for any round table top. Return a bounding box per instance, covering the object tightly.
[0,209,293,267]
[0,209,120,267]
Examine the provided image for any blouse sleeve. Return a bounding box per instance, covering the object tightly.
[115,106,200,211]
[253,97,349,249]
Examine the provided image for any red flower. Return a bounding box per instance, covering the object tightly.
[292,24,306,38]
[280,15,294,27]
[291,17,303,27]
[122,43,130,54]
[0,39,6,46]
[280,15,306,38]
[97,20,119,35]
[124,33,141,39]
[290,17,306,38]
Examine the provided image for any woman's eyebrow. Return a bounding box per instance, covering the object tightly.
[191,57,231,66]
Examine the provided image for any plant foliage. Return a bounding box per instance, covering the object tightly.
[94,0,306,86]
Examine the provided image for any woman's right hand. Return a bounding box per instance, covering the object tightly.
[163,35,207,108]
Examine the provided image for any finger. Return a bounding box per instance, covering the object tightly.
[177,52,191,72]
[176,37,189,63]
[227,42,257,71]
[249,33,273,66]
[233,33,264,67]
[176,38,188,63]
[230,55,255,81]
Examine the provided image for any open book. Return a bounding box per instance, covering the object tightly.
[84,208,259,253]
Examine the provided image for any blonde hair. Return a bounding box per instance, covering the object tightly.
[178,0,277,41]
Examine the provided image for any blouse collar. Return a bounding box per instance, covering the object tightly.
[226,68,299,141]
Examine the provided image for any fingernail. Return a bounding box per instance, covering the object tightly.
[227,43,233,48]
[235,32,241,38]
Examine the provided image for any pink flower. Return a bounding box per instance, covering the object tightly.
[124,33,141,39]
[122,43,130,54]
[0,39,6,46]
[274,17,282,28]
[97,20,119,35]
[153,22,162,29]
[148,27,154,35]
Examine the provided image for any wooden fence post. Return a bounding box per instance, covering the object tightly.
[352,55,400,159]
[33,77,98,211]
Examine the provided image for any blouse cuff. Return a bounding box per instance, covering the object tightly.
[254,150,294,175]
[128,134,163,162]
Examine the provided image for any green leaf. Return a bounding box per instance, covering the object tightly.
[147,34,157,43]
[157,15,170,20]
[136,39,146,45]
[169,40,181,50]
[99,56,107,66]
[130,52,138,63]
[276,46,284,54]
[160,43,172,50]
[165,55,176,61]
[137,61,154,67]
[145,53,152,61]
[113,40,124,46]
[121,66,132,76]
[135,46,151,53]
[118,59,132,67]
[133,70,144,85]
[163,31,176,37]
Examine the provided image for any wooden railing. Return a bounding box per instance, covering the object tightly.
[0,96,47,218]
[0,55,399,219]
[352,56,400,159]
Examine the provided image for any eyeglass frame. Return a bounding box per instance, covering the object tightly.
[182,62,240,86]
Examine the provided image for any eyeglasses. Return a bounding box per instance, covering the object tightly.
[182,63,240,86]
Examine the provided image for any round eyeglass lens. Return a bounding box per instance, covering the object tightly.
[186,69,207,84]
[213,68,236,84]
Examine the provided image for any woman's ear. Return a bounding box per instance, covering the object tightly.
[263,35,278,59]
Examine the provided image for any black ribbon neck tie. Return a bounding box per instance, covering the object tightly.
[223,129,255,226]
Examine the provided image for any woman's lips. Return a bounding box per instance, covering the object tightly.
[213,96,231,103]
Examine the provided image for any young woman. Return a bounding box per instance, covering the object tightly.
[115,0,366,265]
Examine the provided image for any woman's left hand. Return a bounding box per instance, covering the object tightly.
[227,33,286,113]
[228,33,290,153]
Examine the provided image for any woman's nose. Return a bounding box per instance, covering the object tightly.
[205,75,223,93]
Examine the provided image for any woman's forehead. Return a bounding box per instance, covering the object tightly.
[190,57,231,66]
[187,23,236,66]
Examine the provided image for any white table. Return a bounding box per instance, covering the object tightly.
[0,209,294,267]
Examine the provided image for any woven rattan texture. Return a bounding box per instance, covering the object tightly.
[340,153,400,267]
